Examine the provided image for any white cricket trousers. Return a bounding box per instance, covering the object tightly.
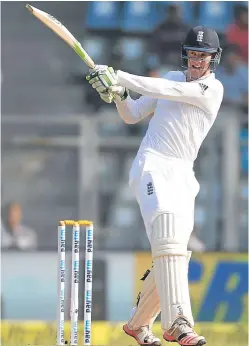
[129,152,200,244]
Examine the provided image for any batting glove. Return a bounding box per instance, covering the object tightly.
[86,65,128,102]
[98,91,114,104]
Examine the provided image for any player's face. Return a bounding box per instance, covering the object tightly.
[187,50,212,80]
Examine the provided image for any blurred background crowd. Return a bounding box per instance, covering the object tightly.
[2,0,248,252]
[1,1,248,336]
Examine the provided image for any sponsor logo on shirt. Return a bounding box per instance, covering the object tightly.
[199,83,208,95]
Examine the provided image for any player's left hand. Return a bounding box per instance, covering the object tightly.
[86,65,118,93]
[86,65,128,101]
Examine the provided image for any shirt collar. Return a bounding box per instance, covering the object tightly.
[183,71,215,82]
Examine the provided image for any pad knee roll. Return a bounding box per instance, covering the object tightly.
[151,213,188,258]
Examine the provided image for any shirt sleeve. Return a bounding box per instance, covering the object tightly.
[115,94,157,124]
[117,70,224,115]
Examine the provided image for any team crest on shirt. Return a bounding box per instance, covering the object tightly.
[199,83,208,95]
[147,182,153,195]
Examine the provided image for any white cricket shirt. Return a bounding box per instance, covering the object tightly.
[115,70,223,162]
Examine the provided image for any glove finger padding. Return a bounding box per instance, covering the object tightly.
[98,67,117,89]
[86,65,117,104]
[87,67,117,89]
[88,76,101,85]
[99,91,113,104]
[91,81,108,93]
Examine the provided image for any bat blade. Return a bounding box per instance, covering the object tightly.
[26,4,95,69]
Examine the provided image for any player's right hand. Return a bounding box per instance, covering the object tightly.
[86,79,114,104]
[98,91,114,104]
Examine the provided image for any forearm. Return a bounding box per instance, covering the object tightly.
[115,96,146,124]
[115,94,156,124]
[116,70,210,111]
[115,96,141,124]
[116,70,188,99]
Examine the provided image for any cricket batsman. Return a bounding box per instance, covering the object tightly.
[86,26,224,346]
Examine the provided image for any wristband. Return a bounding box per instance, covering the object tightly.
[120,88,129,101]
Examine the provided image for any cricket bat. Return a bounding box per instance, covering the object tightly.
[26,4,95,69]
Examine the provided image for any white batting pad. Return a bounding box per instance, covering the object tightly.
[129,267,160,330]
[151,213,194,330]
[129,250,192,330]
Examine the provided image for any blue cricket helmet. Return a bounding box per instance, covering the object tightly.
[181,26,222,71]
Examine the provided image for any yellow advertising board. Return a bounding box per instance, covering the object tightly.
[134,252,248,323]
